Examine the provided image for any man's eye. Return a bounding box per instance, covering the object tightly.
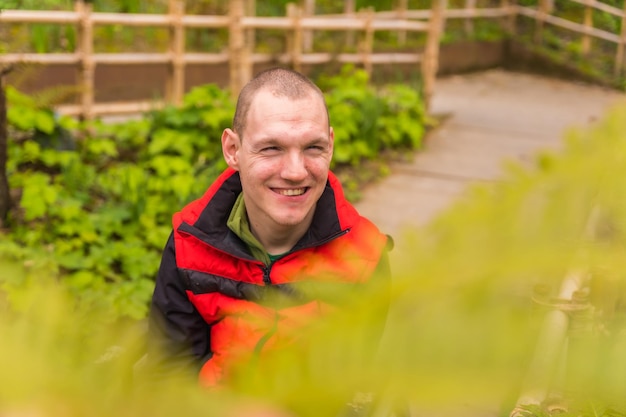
[261,146,280,152]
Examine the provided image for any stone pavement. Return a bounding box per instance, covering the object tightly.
[355,68,625,242]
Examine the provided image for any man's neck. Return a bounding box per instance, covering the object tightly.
[249,215,313,256]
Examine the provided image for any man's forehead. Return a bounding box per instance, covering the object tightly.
[252,86,318,102]
[248,89,325,117]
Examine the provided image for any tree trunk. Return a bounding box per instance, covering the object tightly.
[0,65,13,229]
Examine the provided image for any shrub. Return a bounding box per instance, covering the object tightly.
[2,68,427,321]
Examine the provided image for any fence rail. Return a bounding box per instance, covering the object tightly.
[519,0,626,76]
[518,7,621,43]
[0,0,446,119]
[1,0,625,120]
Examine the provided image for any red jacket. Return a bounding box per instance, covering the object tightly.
[148,168,390,386]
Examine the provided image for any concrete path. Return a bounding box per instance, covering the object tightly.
[355,69,625,241]
[352,68,626,417]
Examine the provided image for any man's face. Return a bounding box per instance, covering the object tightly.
[222,89,334,235]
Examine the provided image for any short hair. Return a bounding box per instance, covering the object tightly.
[232,67,329,138]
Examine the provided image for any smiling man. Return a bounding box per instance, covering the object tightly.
[146,67,392,388]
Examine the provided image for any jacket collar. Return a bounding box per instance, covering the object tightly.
[177,169,356,258]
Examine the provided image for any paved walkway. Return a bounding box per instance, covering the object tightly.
[352,68,625,417]
[355,69,625,244]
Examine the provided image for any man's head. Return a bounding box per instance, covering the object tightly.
[231,67,330,139]
[221,67,334,253]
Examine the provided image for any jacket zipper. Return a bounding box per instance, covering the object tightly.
[262,263,273,285]
[254,230,351,358]
[259,229,350,286]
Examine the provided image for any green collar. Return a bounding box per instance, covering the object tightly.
[227,193,272,264]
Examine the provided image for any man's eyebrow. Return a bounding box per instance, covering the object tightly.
[306,137,330,145]
[254,137,281,147]
[253,137,329,147]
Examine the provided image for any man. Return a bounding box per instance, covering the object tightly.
[147,67,392,387]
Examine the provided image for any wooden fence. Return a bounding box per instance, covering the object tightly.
[1,0,626,120]
[0,0,448,119]
[517,0,626,77]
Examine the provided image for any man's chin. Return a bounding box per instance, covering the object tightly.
[272,217,306,228]
[271,211,312,228]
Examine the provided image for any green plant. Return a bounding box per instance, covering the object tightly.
[321,65,427,167]
[2,68,427,322]
[4,83,235,319]
[4,74,626,417]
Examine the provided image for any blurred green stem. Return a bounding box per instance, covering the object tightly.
[0,65,13,229]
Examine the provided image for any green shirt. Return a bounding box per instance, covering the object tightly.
[227,193,287,265]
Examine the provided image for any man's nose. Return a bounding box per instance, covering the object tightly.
[281,151,307,181]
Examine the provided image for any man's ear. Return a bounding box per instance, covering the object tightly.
[328,126,335,160]
[221,128,240,170]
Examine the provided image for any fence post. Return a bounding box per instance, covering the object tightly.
[501,0,517,36]
[361,7,375,77]
[614,1,626,77]
[422,0,447,113]
[581,0,593,56]
[345,0,356,49]
[228,0,251,99]
[75,0,94,121]
[396,0,408,46]
[287,3,303,73]
[245,0,256,60]
[464,0,476,37]
[302,0,314,52]
[167,0,185,106]
[534,0,551,45]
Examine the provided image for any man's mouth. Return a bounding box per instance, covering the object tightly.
[275,187,307,196]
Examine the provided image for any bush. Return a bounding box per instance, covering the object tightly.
[1,67,427,321]
[3,85,626,417]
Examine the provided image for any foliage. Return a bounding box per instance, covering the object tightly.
[514,0,626,90]
[0,255,261,417]
[3,82,235,320]
[3,89,626,417]
[318,65,431,200]
[320,65,429,166]
[399,102,626,416]
[1,68,426,320]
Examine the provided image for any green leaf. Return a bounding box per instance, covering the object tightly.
[86,137,119,158]
[148,129,194,158]
[21,141,42,163]
[90,205,133,236]
[149,155,192,176]
[8,106,36,131]
[51,197,83,220]
[20,173,59,220]
[6,86,35,107]
[65,270,105,292]
[34,111,56,134]
[109,278,154,320]
[56,251,89,270]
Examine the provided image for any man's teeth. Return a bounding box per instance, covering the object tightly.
[279,188,306,196]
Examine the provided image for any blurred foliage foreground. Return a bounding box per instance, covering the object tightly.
[3,90,626,415]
